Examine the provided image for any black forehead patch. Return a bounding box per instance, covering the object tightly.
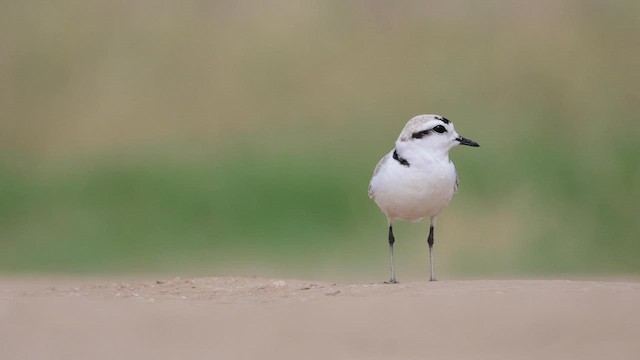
[439,117,450,124]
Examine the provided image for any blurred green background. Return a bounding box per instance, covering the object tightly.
[1,1,638,281]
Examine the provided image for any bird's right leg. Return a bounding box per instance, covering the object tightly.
[386,221,398,284]
[428,216,437,282]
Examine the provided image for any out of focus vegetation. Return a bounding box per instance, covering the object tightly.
[1,1,638,280]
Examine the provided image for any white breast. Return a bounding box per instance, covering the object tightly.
[369,151,457,222]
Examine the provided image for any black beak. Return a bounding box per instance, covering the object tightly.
[456,136,480,147]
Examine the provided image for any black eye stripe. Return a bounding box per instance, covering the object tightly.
[412,126,447,139]
[411,129,431,139]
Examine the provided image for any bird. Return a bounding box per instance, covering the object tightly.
[368,114,479,283]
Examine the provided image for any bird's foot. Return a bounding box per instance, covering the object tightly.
[385,279,399,284]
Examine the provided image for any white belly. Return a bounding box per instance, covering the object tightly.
[371,160,457,222]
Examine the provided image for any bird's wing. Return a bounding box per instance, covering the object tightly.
[372,152,390,177]
[368,152,390,199]
[454,170,460,193]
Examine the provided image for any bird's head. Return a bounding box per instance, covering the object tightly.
[395,114,479,157]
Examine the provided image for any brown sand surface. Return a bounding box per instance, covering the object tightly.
[1,276,639,360]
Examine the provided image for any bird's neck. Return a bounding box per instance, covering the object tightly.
[395,143,450,167]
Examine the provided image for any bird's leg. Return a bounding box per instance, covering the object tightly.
[386,223,398,284]
[428,217,436,281]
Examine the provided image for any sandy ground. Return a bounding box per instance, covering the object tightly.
[1,276,639,360]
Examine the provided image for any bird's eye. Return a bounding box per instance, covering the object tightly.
[433,125,447,133]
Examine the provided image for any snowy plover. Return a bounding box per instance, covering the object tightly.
[368,114,479,283]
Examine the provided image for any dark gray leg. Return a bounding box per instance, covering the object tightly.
[428,217,436,281]
[387,223,398,284]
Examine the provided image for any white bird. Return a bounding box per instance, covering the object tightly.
[368,114,479,283]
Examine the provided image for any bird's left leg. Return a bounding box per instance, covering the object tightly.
[386,219,398,284]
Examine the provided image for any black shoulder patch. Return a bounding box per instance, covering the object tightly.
[393,149,410,167]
